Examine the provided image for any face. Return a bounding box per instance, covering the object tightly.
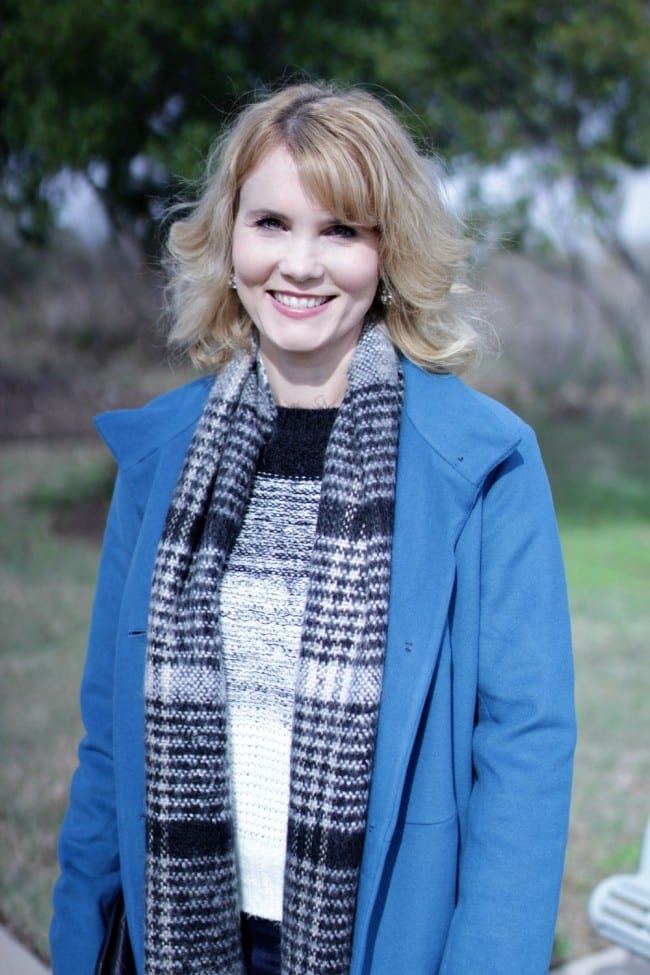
[231,146,379,397]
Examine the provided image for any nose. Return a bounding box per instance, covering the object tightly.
[278,235,323,281]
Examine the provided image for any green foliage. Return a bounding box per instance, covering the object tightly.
[0,0,648,240]
[389,1,649,164]
[0,0,393,239]
[380,1,650,249]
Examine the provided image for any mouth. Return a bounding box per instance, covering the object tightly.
[270,291,333,310]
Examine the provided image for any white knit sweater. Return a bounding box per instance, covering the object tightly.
[218,407,336,920]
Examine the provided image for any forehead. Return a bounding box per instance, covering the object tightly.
[240,146,301,197]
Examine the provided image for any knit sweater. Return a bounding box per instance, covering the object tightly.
[218,407,338,921]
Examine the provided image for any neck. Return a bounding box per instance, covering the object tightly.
[260,345,356,408]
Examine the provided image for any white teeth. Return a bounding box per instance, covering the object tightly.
[273,292,329,309]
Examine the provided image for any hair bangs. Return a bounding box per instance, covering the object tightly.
[289,135,379,231]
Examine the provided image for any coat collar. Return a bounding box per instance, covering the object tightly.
[93,375,214,469]
[400,358,523,487]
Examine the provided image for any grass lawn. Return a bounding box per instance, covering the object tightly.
[535,409,650,962]
[0,406,648,965]
[0,443,110,960]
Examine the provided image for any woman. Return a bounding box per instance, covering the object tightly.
[51,82,576,975]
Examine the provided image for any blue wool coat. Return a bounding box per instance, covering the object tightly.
[51,359,576,975]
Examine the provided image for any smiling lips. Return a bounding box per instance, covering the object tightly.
[270,290,334,312]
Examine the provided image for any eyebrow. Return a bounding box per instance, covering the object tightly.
[244,208,289,221]
[243,206,346,224]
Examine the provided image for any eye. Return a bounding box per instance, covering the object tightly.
[254,215,285,231]
[325,223,357,239]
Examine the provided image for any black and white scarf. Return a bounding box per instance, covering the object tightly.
[144,325,403,975]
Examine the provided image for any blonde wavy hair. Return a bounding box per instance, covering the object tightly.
[166,81,486,373]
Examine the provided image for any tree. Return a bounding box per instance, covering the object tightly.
[1,0,648,247]
[0,0,394,240]
[382,0,649,251]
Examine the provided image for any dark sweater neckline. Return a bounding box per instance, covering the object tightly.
[275,405,338,420]
[259,407,338,479]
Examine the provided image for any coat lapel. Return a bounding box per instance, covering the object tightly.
[351,363,522,968]
[368,363,521,830]
[351,408,480,962]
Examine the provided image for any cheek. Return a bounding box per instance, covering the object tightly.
[231,228,267,284]
[340,250,380,299]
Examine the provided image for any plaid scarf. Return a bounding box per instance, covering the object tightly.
[144,325,403,975]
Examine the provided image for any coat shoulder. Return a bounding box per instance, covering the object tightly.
[401,360,529,486]
[93,375,213,468]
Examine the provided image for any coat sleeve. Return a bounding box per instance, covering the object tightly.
[440,424,577,974]
[50,468,142,975]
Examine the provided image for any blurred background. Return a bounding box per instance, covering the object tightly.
[1,0,648,967]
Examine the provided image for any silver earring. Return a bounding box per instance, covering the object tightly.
[229,273,237,291]
[379,280,393,307]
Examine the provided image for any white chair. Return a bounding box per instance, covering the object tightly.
[588,818,650,959]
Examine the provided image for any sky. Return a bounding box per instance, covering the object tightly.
[618,169,650,244]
